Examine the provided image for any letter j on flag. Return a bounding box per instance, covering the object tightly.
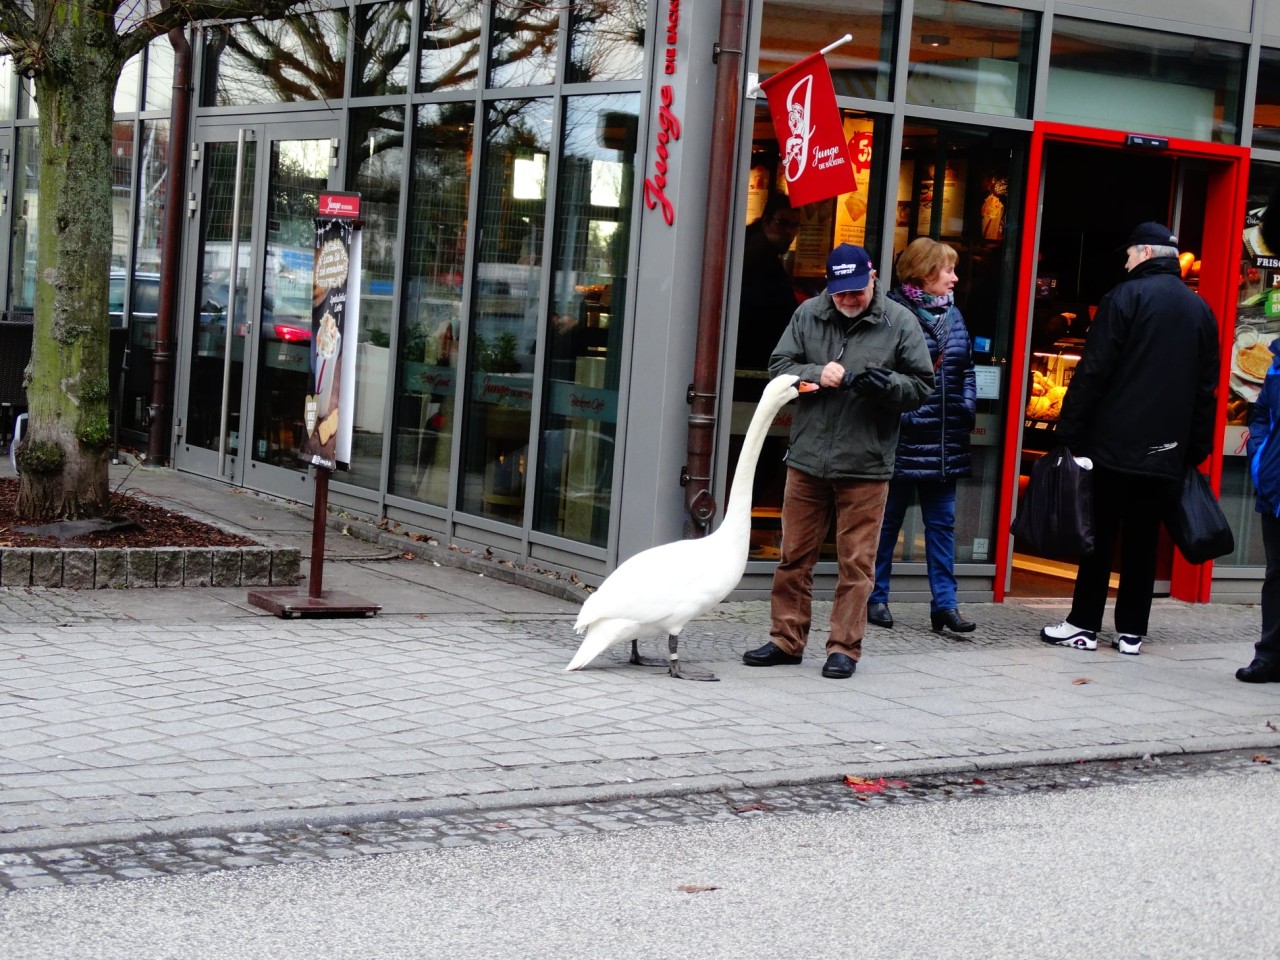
[758,53,856,207]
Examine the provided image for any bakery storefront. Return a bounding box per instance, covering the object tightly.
[2,0,1280,601]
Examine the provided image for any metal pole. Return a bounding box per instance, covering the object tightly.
[309,465,329,599]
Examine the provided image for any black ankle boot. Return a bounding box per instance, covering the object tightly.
[867,602,893,629]
[931,608,976,634]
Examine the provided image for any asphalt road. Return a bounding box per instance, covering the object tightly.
[2,762,1276,960]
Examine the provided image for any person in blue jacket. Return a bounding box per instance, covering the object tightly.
[867,237,978,634]
[1242,338,1280,682]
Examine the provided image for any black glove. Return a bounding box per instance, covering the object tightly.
[842,366,893,397]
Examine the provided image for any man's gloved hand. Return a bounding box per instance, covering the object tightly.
[842,366,893,397]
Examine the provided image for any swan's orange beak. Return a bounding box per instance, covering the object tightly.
[797,381,820,393]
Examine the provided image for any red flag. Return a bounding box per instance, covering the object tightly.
[758,53,856,207]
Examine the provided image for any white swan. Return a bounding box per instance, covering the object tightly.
[566,374,815,680]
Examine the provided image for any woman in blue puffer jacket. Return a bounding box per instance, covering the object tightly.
[1242,337,1280,682]
[867,238,978,634]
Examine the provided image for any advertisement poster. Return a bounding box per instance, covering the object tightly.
[832,117,875,248]
[303,193,362,470]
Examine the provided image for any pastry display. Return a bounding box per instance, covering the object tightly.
[1236,341,1273,381]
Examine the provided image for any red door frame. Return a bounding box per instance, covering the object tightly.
[994,122,1249,603]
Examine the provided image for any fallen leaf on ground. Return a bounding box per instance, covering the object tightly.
[1253,754,1273,765]
[1267,720,1277,732]
[1072,677,1091,685]
[677,885,720,894]
[733,803,771,814]
[972,777,986,785]
[844,775,887,793]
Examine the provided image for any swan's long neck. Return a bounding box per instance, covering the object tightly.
[719,387,792,537]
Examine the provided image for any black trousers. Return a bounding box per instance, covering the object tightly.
[1258,513,1280,664]
[1067,467,1175,637]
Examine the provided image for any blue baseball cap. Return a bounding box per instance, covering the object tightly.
[826,244,873,294]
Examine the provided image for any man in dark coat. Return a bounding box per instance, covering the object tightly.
[735,194,802,375]
[1040,221,1219,656]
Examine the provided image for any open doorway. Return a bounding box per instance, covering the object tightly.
[1007,141,1212,597]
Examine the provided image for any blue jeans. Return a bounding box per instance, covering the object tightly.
[870,478,957,612]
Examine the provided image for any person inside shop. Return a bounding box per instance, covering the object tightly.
[735,193,803,376]
[743,243,934,679]
[1040,222,1218,656]
[867,237,978,635]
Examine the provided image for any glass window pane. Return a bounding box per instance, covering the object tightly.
[1219,160,1280,567]
[111,122,135,272]
[907,0,1037,119]
[10,128,39,311]
[119,120,170,436]
[251,138,329,468]
[488,6,559,87]
[355,2,412,97]
[115,52,142,114]
[533,94,638,545]
[760,0,895,102]
[458,99,552,523]
[145,35,175,112]
[1253,48,1280,151]
[344,106,405,489]
[567,2,646,83]
[391,103,474,506]
[201,11,349,107]
[1047,17,1245,145]
[0,55,14,121]
[418,0,480,91]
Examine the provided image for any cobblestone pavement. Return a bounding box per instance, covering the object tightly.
[2,747,1275,890]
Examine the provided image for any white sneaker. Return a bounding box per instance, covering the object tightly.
[1040,620,1097,650]
[1112,634,1143,656]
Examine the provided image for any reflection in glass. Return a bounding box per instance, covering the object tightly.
[120,120,171,437]
[418,0,481,91]
[145,36,175,112]
[10,128,39,311]
[345,106,405,488]
[1253,49,1280,151]
[115,53,141,114]
[202,11,349,107]
[111,122,134,269]
[355,2,412,97]
[458,99,552,523]
[251,139,329,468]
[0,55,12,121]
[186,140,256,456]
[391,104,473,506]
[907,0,1037,119]
[1048,17,1244,144]
[534,95,638,546]
[760,0,895,101]
[567,1,646,83]
[488,5,559,88]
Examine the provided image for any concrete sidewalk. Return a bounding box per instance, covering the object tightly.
[1,466,1279,853]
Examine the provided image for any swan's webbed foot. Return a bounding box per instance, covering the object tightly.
[666,634,718,681]
[630,638,667,668]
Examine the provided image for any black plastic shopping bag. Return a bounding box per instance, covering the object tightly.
[1010,446,1094,560]
[1165,467,1234,565]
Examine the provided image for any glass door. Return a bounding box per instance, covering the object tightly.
[175,119,338,499]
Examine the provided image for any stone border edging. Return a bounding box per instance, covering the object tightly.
[0,545,302,589]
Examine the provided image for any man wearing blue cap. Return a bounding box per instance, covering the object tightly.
[743,243,934,679]
[1040,221,1219,657]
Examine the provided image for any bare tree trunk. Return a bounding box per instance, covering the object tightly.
[15,37,117,520]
